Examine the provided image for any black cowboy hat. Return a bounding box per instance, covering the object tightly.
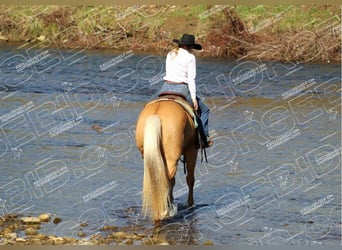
[173,34,202,50]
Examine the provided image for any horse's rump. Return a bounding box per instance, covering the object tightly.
[136,99,196,155]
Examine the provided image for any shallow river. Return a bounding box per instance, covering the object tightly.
[0,44,340,245]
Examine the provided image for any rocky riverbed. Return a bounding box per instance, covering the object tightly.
[0,213,214,245]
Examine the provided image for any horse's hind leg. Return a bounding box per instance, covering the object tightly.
[165,159,178,218]
[169,177,175,204]
[165,158,178,204]
[185,149,198,207]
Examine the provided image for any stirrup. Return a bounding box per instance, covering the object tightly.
[195,135,213,149]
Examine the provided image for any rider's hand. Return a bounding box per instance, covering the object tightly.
[192,98,198,111]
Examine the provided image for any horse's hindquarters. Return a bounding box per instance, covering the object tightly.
[135,100,197,223]
[136,101,195,154]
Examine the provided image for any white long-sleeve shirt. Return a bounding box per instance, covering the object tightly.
[163,48,197,99]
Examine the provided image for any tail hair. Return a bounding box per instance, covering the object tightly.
[142,115,169,221]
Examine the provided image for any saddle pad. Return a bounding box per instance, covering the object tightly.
[146,96,198,128]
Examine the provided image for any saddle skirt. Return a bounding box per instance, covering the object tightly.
[145,95,198,128]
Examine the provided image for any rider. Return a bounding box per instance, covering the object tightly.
[159,33,213,148]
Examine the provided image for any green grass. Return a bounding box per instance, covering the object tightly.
[0,5,339,61]
[189,5,208,16]
[3,5,339,38]
[236,5,340,33]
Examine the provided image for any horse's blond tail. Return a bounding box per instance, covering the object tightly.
[142,115,169,221]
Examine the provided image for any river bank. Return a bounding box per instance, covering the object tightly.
[0,5,340,62]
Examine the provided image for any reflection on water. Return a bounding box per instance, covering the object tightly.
[0,46,340,245]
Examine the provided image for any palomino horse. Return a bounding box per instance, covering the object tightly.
[135,97,198,225]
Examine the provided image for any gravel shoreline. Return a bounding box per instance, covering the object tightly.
[0,213,213,245]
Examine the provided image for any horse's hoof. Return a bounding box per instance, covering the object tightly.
[162,203,177,219]
[187,202,195,209]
